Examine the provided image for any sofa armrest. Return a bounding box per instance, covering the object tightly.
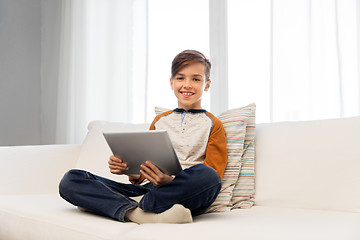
[0,144,81,195]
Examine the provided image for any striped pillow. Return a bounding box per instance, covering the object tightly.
[206,104,254,212]
[230,104,256,209]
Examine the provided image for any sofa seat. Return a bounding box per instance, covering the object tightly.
[0,194,138,240]
[1,194,359,240]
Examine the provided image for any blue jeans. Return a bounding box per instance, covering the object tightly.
[59,164,221,222]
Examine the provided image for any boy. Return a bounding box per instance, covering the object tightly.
[59,50,228,224]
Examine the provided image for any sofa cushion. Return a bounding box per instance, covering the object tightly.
[0,145,80,195]
[255,115,360,213]
[76,121,149,182]
[0,194,138,240]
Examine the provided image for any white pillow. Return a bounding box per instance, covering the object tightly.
[76,121,149,182]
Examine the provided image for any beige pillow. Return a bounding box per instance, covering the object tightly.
[206,105,254,212]
[230,104,256,209]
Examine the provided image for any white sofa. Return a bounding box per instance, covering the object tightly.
[1,115,360,240]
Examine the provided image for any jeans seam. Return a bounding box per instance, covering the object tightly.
[96,179,138,203]
[84,171,141,197]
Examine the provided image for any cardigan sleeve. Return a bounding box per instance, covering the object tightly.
[203,114,228,181]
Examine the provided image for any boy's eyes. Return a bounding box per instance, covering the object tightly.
[175,77,202,81]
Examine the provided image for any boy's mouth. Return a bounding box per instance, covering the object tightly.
[180,91,194,96]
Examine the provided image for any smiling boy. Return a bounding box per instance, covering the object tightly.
[171,60,210,110]
[59,50,228,224]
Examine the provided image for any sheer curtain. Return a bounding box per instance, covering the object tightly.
[227,0,360,123]
[55,0,147,144]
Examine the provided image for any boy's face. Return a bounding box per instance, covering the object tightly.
[170,62,210,111]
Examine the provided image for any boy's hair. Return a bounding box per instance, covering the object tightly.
[171,50,211,82]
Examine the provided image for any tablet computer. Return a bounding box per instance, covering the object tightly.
[103,130,182,175]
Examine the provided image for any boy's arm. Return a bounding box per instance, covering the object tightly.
[203,118,228,181]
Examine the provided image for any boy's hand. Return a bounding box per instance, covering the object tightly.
[140,161,174,187]
[108,155,128,175]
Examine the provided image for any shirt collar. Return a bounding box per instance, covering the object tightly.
[174,108,207,113]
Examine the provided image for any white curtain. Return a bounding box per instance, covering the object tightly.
[227,0,360,123]
[55,0,147,144]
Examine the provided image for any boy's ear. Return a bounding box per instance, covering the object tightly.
[170,78,174,90]
[204,80,211,92]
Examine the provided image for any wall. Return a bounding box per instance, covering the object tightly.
[41,0,62,145]
[0,0,42,145]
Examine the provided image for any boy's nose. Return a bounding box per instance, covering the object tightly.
[183,79,192,88]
